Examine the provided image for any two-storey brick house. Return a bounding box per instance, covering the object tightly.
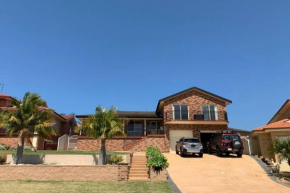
[76,87,232,152]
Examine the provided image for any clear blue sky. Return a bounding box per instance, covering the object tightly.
[1,1,290,131]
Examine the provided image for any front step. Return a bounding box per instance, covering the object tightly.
[129,174,149,177]
[129,177,150,181]
[129,153,148,180]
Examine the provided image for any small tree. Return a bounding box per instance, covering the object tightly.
[269,138,290,166]
[0,92,56,164]
[77,106,125,165]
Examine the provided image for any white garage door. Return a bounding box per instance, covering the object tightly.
[169,130,193,153]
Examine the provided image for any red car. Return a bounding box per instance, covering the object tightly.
[208,131,243,157]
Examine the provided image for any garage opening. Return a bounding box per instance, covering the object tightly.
[200,132,215,153]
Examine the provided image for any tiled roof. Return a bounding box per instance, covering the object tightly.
[116,111,160,118]
[253,119,290,131]
[228,127,251,133]
[0,94,11,97]
[76,111,161,119]
[61,115,74,120]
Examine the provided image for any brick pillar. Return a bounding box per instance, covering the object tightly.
[118,163,129,181]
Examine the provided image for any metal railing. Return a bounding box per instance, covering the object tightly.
[146,128,164,135]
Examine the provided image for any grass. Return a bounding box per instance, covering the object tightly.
[0,181,173,193]
[0,150,126,155]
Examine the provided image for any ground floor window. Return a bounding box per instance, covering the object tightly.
[127,120,143,136]
[146,121,164,134]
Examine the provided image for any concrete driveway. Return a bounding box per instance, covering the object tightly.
[165,153,289,193]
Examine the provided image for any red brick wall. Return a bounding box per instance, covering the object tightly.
[0,137,36,148]
[163,89,227,122]
[0,137,17,147]
[149,167,167,181]
[0,165,128,182]
[77,137,169,152]
[129,136,168,152]
[0,99,7,107]
[77,138,139,151]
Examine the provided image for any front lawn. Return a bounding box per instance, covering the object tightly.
[0,150,126,155]
[0,181,172,193]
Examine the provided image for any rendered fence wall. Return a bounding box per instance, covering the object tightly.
[57,134,68,150]
[5,154,129,165]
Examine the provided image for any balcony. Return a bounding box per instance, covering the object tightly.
[165,111,228,125]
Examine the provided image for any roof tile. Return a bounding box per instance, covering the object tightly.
[253,119,290,131]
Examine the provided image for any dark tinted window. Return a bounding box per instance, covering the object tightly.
[184,139,200,143]
[223,135,240,141]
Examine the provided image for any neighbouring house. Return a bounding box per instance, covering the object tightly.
[0,94,77,150]
[250,99,290,162]
[76,87,232,152]
[228,127,251,138]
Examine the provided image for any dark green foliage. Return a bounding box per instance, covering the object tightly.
[269,137,290,166]
[145,147,161,158]
[107,155,124,165]
[145,147,169,168]
[76,106,125,165]
[0,92,56,164]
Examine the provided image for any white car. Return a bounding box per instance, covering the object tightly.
[175,137,203,157]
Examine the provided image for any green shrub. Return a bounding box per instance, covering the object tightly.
[107,155,124,165]
[146,147,169,169]
[9,146,17,151]
[23,146,35,152]
[145,147,160,158]
[0,144,6,150]
[0,154,7,165]
[147,154,169,168]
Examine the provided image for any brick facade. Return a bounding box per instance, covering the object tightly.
[77,137,139,151]
[0,137,34,148]
[77,136,169,152]
[0,137,18,147]
[257,131,290,161]
[163,89,227,123]
[0,165,128,182]
[76,88,230,152]
[149,167,167,181]
[257,133,273,159]
[129,136,168,152]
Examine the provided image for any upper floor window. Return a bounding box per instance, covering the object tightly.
[173,104,188,120]
[201,104,218,120]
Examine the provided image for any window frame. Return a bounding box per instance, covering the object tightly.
[201,104,218,120]
[172,104,189,120]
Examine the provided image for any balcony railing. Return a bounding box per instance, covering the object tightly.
[146,128,165,135]
[165,111,228,121]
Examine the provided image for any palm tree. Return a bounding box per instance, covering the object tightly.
[269,138,290,166]
[78,106,125,165]
[0,92,56,164]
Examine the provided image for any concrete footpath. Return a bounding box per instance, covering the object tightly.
[165,153,289,193]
